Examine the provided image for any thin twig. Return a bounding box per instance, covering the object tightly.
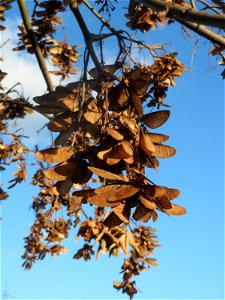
[197,0,222,15]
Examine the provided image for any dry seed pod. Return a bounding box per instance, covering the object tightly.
[36,147,75,163]
[117,140,134,159]
[132,202,152,222]
[106,127,124,141]
[148,133,169,143]
[139,193,157,210]
[165,203,186,215]
[141,110,170,129]
[48,111,76,132]
[152,144,176,158]
[139,127,156,155]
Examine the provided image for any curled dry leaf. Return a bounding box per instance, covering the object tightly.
[45,159,79,181]
[141,110,170,129]
[36,147,75,163]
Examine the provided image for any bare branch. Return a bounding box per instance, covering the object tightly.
[137,0,225,29]
[177,18,225,47]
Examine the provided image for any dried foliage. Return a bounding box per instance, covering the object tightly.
[0,0,14,31]
[2,0,223,298]
[13,0,79,79]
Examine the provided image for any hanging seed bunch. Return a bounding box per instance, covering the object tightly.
[48,38,80,80]
[33,53,186,228]
[0,0,14,31]
[126,0,191,32]
[14,1,65,55]
[13,1,79,79]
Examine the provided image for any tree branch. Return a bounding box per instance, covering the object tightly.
[17,0,54,92]
[69,1,102,74]
[177,18,225,47]
[137,0,225,29]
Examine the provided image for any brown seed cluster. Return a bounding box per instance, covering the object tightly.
[34,58,186,228]
[13,0,79,79]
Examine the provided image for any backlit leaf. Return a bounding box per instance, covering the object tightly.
[88,166,127,182]
[165,203,186,215]
[152,144,176,158]
[141,110,170,129]
[36,147,75,163]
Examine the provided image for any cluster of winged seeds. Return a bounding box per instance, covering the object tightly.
[13,0,79,79]
[34,59,186,228]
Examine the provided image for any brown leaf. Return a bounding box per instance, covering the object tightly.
[139,127,156,156]
[104,202,131,227]
[165,203,186,216]
[152,144,176,158]
[157,195,172,209]
[139,193,157,210]
[142,185,180,201]
[106,127,124,141]
[88,166,127,182]
[73,184,139,207]
[148,133,169,143]
[84,111,102,125]
[131,93,143,118]
[45,159,79,181]
[55,179,73,197]
[132,202,152,222]
[48,111,76,132]
[58,95,79,112]
[97,147,113,160]
[103,212,123,227]
[141,110,170,128]
[117,140,134,158]
[36,147,75,163]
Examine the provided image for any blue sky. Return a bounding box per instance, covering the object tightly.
[1,1,224,300]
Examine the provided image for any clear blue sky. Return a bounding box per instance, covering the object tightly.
[1,1,224,300]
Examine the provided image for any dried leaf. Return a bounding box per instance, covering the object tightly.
[45,159,79,181]
[132,202,152,222]
[152,144,176,158]
[139,127,156,155]
[117,140,134,158]
[148,133,169,143]
[141,110,170,128]
[139,193,157,210]
[131,93,143,118]
[88,166,127,182]
[48,111,76,132]
[165,203,186,215]
[106,127,124,140]
[73,184,139,207]
[84,111,102,125]
[55,179,73,197]
[36,147,75,163]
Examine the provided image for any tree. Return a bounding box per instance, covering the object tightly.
[0,0,224,299]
